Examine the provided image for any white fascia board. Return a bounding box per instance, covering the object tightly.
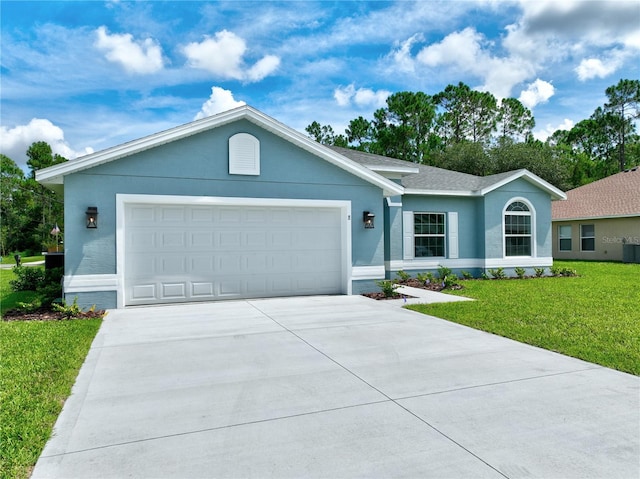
[36,105,404,197]
[403,188,478,197]
[480,170,567,200]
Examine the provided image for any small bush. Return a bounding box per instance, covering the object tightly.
[16,298,42,313]
[10,266,45,292]
[515,267,526,279]
[487,267,506,279]
[481,271,490,280]
[534,267,546,278]
[437,265,452,280]
[396,270,411,282]
[550,265,578,277]
[442,274,460,289]
[51,297,83,319]
[376,279,399,298]
[461,271,473,280]
[416,272,436,284]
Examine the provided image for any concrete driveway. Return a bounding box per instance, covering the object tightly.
[33,295,639,478]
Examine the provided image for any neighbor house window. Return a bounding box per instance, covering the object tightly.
[504,201,531,256]
[558,225,572,251]
[581,224,595,251]
[414,213,445,257]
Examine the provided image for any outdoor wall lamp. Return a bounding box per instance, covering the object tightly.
[363,211,375,229]
[86,207,98,228]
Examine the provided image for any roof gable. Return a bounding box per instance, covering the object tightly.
[336,148,566,200]
[36,105,403,197]
[552,167,640,220]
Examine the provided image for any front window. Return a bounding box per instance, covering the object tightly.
[581,224,595,251]
[504,201,531,256]
[414,213,445,257]
[558,225,572,251]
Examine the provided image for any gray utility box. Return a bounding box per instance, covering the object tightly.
[622,244,640,264]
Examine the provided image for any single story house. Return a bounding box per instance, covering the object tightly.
[36,106,566,310]
[552,167,640,262]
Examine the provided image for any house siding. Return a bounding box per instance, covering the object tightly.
[63,121,385,308]
[552,217,640,262]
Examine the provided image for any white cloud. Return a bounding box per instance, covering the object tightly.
[0,118,92,169]
[183,30,280,82]
[518,79,555,109]
[390,33,424,73]
[414,27,533,98]
[334,84,389,108]
[94,26,164,74]
[575,57,622,81]
[534,118,574,142]
[194,87,246,120]
[246,55,281,82]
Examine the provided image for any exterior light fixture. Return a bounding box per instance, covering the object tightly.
[86,207,98,228]
[363,211,375,229]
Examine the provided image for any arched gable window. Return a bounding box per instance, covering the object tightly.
[504,200,534,257]
[229,133,260,175]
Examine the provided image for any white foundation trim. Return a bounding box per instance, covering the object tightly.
[351,265,385,280]
[387,257,554,271]
[64,274,119,293]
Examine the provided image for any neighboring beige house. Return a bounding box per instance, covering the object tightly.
[552,166,640,262]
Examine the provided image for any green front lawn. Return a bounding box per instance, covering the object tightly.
[0,268,102,479]
[408,261,640,375]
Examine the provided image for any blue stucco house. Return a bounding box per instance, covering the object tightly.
[36,106,566,309]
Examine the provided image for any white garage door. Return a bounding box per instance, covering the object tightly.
[123,201,346,306]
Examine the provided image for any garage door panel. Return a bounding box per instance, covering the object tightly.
[124,203,344,305]
[162,282,186,299]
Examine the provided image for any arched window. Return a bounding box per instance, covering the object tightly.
[504,200,532,256]
[229,133,260,175]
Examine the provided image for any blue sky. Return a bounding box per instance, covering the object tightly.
[1,0,639,170]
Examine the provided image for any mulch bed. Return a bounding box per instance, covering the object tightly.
[2,308,105,322]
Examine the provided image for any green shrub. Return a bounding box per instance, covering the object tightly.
[442,274,460,289]
[16,298,42,313]
[51,297,83,319]
[416,272,436,284]
[376,279,398,298]
[481,271,490,280]
[437,265,452,280]
[515,267,526,279]
[487,267,506,279]
[10,266,45,292]
[555,267,578,277]
[534,267,546,278]
[396,270,411,282]
[461,271,473,280]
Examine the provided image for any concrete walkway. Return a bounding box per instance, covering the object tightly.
[33,295,639,478]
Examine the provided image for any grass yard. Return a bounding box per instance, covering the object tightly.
[408,261,640,375]
[0,268,102,479]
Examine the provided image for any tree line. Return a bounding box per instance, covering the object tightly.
[306,79,640,191]
[1,143,66,256]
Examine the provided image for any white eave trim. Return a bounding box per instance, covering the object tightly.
[35,105,404,197]
[480,170,567,201]
[403,188,478,197]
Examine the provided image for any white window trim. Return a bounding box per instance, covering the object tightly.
[580,224,596,252]
[502,197,536,258]
[403,211,451,260]
[558,225,572,252]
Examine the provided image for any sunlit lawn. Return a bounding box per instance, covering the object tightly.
[408,261,640,375]
[0,267,102,479]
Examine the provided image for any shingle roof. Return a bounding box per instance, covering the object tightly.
[552,167,640,220]
[330,146,565,199]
